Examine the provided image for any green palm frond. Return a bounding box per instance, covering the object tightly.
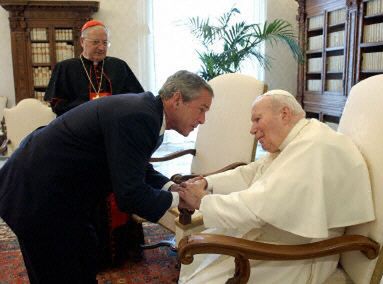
[187,8,303,80]
[253,20,304,63]
[218,7,240,29]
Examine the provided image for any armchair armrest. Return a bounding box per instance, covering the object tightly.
[203,162,247,176]
[178,234,380,284]
[150,149,196,162]
[170,161,247,183]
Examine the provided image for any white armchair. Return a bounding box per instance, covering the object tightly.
[1,98,56,155]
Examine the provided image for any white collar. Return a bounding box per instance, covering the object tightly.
[279,118,309,151]
[160,112,166,136]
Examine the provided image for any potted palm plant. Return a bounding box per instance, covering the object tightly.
[187,7,304,80]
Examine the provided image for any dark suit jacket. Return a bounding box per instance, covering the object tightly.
[0,92,172,237]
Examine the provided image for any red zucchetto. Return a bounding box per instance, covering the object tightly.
[81,20,105,32]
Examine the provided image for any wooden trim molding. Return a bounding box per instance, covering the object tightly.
[0,1,99,10]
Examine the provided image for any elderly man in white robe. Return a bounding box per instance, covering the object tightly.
[178,90,375,284]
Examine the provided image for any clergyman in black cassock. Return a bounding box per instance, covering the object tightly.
[44,55,144,116]
[44,19,144,116]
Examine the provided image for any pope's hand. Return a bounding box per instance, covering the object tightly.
[179,180,208,210]
[180,176,207,191]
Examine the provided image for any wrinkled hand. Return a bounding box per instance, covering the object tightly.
[178,180,209,210]
[178,196,195,212]
[169,183,195,211]
[184,175,204,183]
[180,176,207,191]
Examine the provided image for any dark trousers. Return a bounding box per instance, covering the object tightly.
[17,226,98,284]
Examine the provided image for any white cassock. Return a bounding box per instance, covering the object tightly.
[179,118,375,284]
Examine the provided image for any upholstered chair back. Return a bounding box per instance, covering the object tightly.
[191,73,265,174]
[337,74,383,284]
[4,98,56,153]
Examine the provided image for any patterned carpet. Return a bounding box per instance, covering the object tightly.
[0,219,28,283]
[0,219,179,283]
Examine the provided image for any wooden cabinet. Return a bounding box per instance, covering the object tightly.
[297,0,383,122]
[356,0,383,82]
[0,1,99,103]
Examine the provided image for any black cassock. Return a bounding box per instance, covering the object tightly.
[44,55,144,116]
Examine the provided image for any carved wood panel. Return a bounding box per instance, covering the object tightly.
[295,0,381,122]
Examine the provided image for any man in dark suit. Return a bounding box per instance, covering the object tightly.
[0,70,214,283]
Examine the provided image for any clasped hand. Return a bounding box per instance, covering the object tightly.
[173,176,209,210]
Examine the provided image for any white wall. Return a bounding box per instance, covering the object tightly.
[264,0,299,95]
[94,0,152,89]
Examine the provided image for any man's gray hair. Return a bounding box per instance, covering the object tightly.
[81,25,109,38]
[257,89,305,116]
[159,70,214,102]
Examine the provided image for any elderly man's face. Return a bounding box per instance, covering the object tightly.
[80,28,108,63]
[250,97,288,153]
[168,89,212,137]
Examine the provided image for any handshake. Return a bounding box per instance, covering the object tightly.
[169,176,210,210]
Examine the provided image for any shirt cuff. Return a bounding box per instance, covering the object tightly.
[162,180,175,191]
[205,177,213,193]
[162,181,178,207]
[170,192,179,207]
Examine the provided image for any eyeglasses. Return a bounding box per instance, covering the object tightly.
[84,38,111,48]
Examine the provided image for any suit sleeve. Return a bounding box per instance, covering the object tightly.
[105,112,172,222]
[145,163,170,189]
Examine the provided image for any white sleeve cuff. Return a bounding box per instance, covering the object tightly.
[205,176,213,193]
[162,180,175,191]
[170,192,179,207]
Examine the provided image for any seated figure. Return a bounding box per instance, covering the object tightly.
[178,89,375,284]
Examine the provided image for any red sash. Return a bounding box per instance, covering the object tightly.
[107,193,130,229]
